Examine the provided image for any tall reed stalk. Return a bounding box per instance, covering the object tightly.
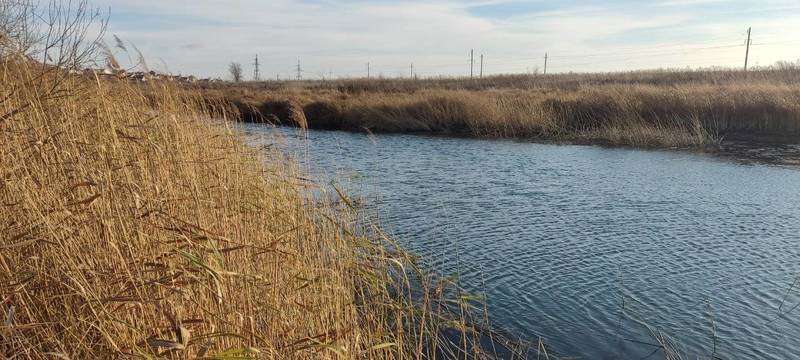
[0,2,518,357]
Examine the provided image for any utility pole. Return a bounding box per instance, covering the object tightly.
[296,60,302,81]
[253,54,260,81]
[480,53,484,78]
[410,63,413,79]
[470,49,474,79]
[367,62,370,79]
[544,52,548,75]
[744,27,752,71]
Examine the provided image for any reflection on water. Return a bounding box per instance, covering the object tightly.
[243,124,800,359]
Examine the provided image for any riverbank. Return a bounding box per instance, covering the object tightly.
[1,55,518,357]
[202,69,800,150]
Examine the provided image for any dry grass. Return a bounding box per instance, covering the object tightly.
[0,1,530,357]
[0,54,526,359]
[205,69,800,147]
[205,65,800,93]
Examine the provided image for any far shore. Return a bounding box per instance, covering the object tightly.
[194,69,800,166]
[200,68,800,150]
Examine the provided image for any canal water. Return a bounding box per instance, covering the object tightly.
[243,124,800,359]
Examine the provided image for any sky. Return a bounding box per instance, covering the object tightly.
[88,0,800,79]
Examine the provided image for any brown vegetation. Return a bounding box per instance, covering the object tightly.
[1,2,516,359]
[2,42,517,360]
[203,67,800,147]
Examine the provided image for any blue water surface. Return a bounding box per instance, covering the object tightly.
[243,124,800,360]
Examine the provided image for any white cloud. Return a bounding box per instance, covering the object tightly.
[92,0,800,78]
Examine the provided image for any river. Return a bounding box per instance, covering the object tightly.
[242,124,800,359]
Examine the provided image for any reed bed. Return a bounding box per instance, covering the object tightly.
[0,2,536,357]
[0,49,532,358]
[207,69,800,147]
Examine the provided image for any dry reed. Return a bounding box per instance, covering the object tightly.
[0,43,521,360]
[206,69,800,147]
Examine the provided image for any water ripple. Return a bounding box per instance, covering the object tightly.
[244,125,800,360]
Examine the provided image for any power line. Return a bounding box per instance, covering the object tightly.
[546,54,745,71]
[276,34,796,79]
[296,59,302,81]
[547,43,745,60]
[480,53,484,78]
[744,27,752,71]
[252,54,260,81]
[546,52,747,68]
[750,39,800,46]
[483,44,747,68]
[543,52,548,75]
[470,49,474,79]
[398,42,747,74]
[467,51,746,74]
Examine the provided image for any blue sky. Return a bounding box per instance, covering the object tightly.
[90,0,800,78]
